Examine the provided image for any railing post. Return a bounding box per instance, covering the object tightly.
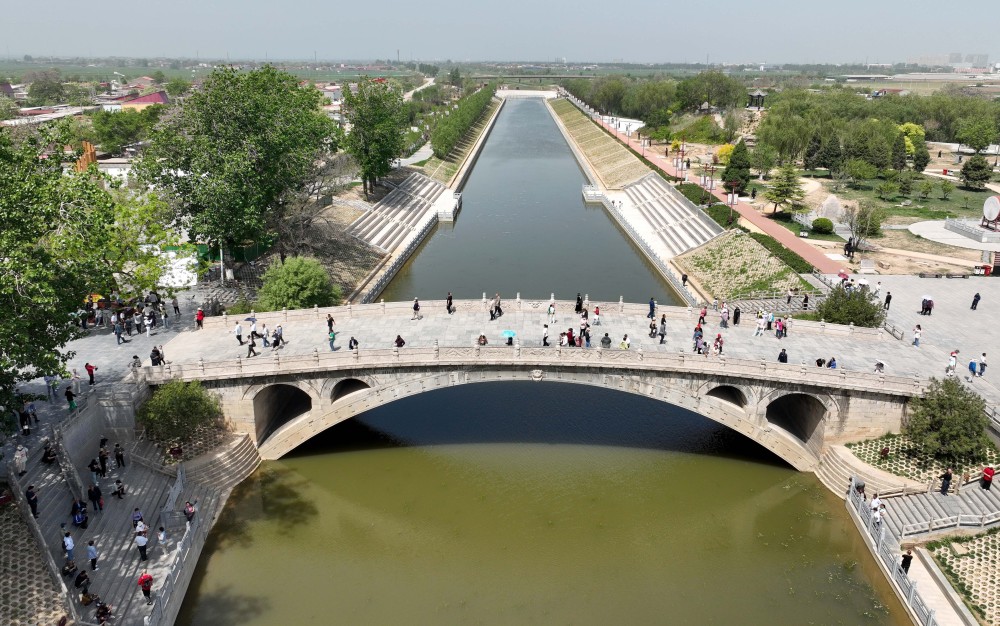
[434,340,439,359]
[907,579,917,605]
[393,345,399,358]
[198,358,204,374]
[313,348,319,364]
[515,339,520,358]
[314,304,319,318]
[381,299,386,314]
[619,296,624,313]
[516,293,521,312]
[584,294,590,309]
[282,307,288,321]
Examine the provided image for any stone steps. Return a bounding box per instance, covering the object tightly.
[814,445,923,500]
[184,434,261,494]
[883,480,1000,538]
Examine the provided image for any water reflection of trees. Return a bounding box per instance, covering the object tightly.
[209,465,319,550]
[180,584,270,626]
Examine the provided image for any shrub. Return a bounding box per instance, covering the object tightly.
[747,233,813,273]
[815,286,886,328]
[139,381,222,443]
[677,182,714,205]
[905,377,991,464]
[704,204,734,229]
[812,217,834,234]
[256,257,341,311]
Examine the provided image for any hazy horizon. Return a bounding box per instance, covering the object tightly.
[3,0,997,66]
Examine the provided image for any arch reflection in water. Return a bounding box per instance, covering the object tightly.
[180,383,907,626]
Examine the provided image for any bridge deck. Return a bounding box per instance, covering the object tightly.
[138,293,1000,412]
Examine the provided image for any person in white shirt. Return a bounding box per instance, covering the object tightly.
[234,322,243,346]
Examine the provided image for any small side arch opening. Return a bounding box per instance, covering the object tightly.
[706,385,748,409]
[765,393,826,452]
[332,378,371,403]
[254,384,313,443]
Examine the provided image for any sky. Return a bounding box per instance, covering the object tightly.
[2,0,997,65]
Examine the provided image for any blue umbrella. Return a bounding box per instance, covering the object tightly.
[244,317,257,322]
[501,330,516,338]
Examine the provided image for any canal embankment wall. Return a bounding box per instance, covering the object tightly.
[543,98,699,306]
[349,94,508,304]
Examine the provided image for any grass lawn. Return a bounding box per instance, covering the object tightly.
[410,158,430,167]
[767,211,844,241]
[821,173,996,223]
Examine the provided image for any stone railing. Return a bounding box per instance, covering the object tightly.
[358,214,438,304]
[143,505,208,626]
[847,479,940,626]
[142,344,925,397]
[582,185,699,306]
[944,218,1000,243]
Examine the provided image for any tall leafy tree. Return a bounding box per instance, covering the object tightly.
[91,106,163,155]
[0,133,173,411]
[342,78,406,197]
[802,132,823,171]
[721,140,751,194]
[750,144,777,180]
[763,165,805,213]
[905,377,990,464]
[957,116,997,153]
[138,66,337,249]
[816,138,844,174]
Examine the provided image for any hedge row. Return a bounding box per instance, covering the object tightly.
[747,233,814,273]
[677,182,714,206]
[430,86,495,159]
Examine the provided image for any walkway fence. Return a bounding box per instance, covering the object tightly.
[143,508,207,626]
[848,478,939,626]
[583,184,698,306]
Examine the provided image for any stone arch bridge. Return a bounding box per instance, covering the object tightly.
[143,298,925,472]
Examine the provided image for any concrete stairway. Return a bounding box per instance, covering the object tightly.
[814,445,925,499]
[184,434,261,494]
[882,480,1000,539]
[21,439,176,626]
[621,173,723,258]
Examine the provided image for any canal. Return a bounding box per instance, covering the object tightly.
[178,98,908,625]
[381,98,681,305]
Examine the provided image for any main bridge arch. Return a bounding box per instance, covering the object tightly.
[232,366,874,471]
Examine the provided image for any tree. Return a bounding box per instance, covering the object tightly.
[816,138,844,174]
[26,69,65,105]
[957,116,997,153]
[138,381,222,443]
[0,94,17,120]
[960,154,993,190]
[803,132,823,171]
[715,143,734,165]
[721,140,751,194]
[342,78,406,197]
[137,66,337,249]
[256,256,341,311]
[750,144,777,180]
[449,67,461,88]
[164,78,191,97]
[151,70,167,85]
[841,200,886,250]
[940,179,955,200]
[890,132,907,171]
[722,111,740,143]
[764,165,805,213]
[898,171,914,196]
[918,179,934,199]
[904,377,990,464]
[0,132,174,412]
[816,286,887,328]
[898,122,926,154]
[912,140,930,172]
[875,181,900,201]
[844,158,877,188]
[91,106,163,155]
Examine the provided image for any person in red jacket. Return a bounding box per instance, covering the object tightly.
[984,466,995,491]
[85,362,97,385]
[138,570,154,605]
[195,307,204,330]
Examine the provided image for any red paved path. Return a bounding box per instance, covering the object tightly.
[593,116,844,274]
